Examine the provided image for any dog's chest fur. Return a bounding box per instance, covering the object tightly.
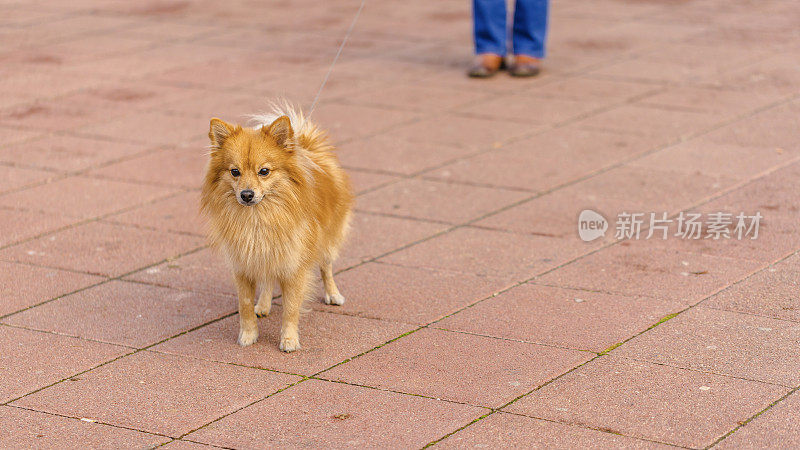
[216,208,313,282]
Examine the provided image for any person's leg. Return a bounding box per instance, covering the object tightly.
[512,0,548,58]
[469,0,507,77]
[473,0,508,56]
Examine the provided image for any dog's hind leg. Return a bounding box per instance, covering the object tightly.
[320,261,345,306]
[255,280,273,317]
[278,271,310,352]
[234,272,259,347]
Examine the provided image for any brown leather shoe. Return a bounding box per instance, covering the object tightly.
[509,55,542,77]
[467,53,504,78]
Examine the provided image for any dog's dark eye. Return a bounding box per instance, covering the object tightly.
[259,168,270,176]
[230,168,240,177]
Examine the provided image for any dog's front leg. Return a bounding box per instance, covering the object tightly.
[234,272,258,347]
[320,261,345,306]
[278,271,309,352]
[255,279,273,317]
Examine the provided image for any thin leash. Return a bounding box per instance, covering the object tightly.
[307,0,366,117]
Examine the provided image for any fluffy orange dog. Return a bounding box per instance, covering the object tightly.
[201,105,353,352]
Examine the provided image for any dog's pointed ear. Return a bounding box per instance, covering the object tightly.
[262,115,294,148]
[209,118,234,148]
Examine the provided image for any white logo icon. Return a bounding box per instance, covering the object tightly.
[578,209,608,242]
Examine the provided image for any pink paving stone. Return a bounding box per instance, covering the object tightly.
[0,326,128,404]
[16,34,153,65]
[12,351,299,438]
[628,138,799,180]
[0,165,53,194]
[0,261,103,317]
[504,356,789,448]
[186,379,485,448]
[152,311,413,375]
[0,71,106,104]
[418,62,539,94]
[614,306,800,386]
[337,135,474,176]
[162,440,216,449]
[0,8,62,26]
[0,175,175,220]
[381,226,588,280]
[535,239,765,304]
[305,103,418,143]
[0,221,203,277]
[636,164,800,262]
[162,91,283,121]
[704,254,800,322]
[0,98,121,132]
[546,164,738,214]
[646,216,800,266]
[595,21,703,47]
[700,159,800,223]
[321,328,592,407]
[105,191,205,235]
[718,391,800,449]
[339,212,446,269]
[75,112,209,146]
[637,86,783,115]
[318,57,440,86]
[6,15,140,46]
[312,262,514,324]
[342,83,491,112]
[574,104,723,141]
[704,101,800,151]
[456,95,605,126]
[702,54,800,97]
[125,19,228,41]
[0,207,78,248]
[0,126,42,147]
[3,280,233,348]
[643,180,800,264]
[524,76,658,102]
[153,56,291,91]
[587,44,750,84]
[0,406,169,449]
[388,42,474,72]
[426,126,661,192]
[70,82,201,113]
[251,68,387,107]
[65,43,235,81]
[472,146,740,238]
[281,33,416,60]
[123,248,232,297]
[436,284,684,353]
[347,168,401,195]
[439,412,670,449]
[0,93,28,110]
[86,145,206,189]
[0,134,150,173]
[384,114,537,150]
[473,189,643,242]
[356,178,528,224]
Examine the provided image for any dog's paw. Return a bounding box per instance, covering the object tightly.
[279,333,301,353]
[238,328,259,347]
[254,301,271,317]
[324,293,346,306]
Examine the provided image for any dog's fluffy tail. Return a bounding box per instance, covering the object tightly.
[248,100,330,153]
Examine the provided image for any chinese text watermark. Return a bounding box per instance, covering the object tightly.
[578,209,762,242]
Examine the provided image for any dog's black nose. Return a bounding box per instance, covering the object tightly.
[240,190,255,202]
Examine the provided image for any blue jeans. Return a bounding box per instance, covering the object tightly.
[473,0,549,58]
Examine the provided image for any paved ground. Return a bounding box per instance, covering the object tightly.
[1,0,799,448]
